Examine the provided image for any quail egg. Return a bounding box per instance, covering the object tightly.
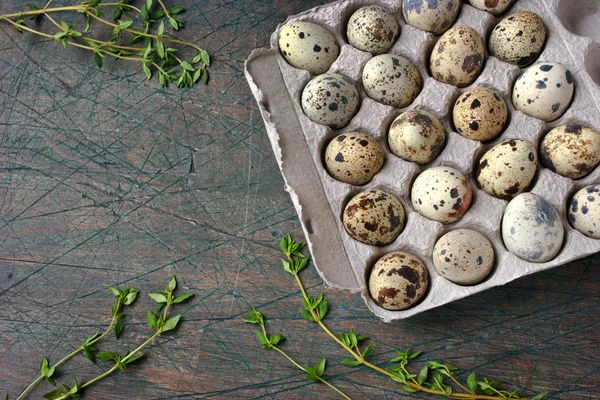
[347,6,400,54]
[279,21,340,75]
[475,139,537,200]
[569,185,600,239]
[502,193,564,263]
[324,133,385,185]
[302,74,360,129]
[433,229,494,285]
[412,166,473,223]
[402,0,461,35]
[467,0,515,15]
[540,125,600,179]
[430,26,485,88]
[343,190,406,246]
[362,54,422,108]
[489,12,547,67]
[453,87,508,142]
[388,110,446,164]
[512,62,575,122]
[369,252,429,311]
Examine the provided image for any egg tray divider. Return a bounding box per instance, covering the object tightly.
[244,0,600,321]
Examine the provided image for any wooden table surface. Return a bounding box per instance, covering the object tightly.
[0,1,598,399]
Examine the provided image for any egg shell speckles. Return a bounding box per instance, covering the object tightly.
[467,0,514,16]
[279,21,340,75]
[433,229,494,285]
[489,12,547,68]
[476,139,537,200]
[324,133,385,185]
[569,185,600,239]
[502,193,564,263]
[540,125,600,180]
[402,0,461,35]
[362,55,422,109]
[347,6,400,55]
[453,88,508,142]
[302,74,361,129]
[430,26,485,88]
[343,190,406,246]
[388,110,446,164]
[512,62,575,122]
[368,252,429,311]
[411,166,473,223]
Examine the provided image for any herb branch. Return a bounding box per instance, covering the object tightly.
[0,0,210,88]
[274,234,549,400]
[243,309,351,400]
[13,286,139,400]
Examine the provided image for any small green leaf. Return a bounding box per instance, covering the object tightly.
[167,276,177,292]
[296,257,308,272]
[409,350,422,359]
[24,2,39,9]
[200,69,209,85]
[418,366,429,385]
[362,343,375,358]
[303,366,318,382]
[131,35,144,45]
[143,64,152,80]
[124,353,144,365]
[84,347,96,362]
[169,6,185,15]
[281,259,291,273]
[157,21,165,36]
[114,321,122,339]
[318,299,328,320]
[444,363,458,371]
[468,372,477,393]
[531,392,549,400]
[199,50,210,66]
[173,293,194,303]
[156,40,165,59]
[428,360,444,370]
[399,384,418,393]
[163,314,180,331]
[180,61,194,72]
[341,359,361,367]
[148,293,167,303]
[168,16,179,30]
[149,10,165,20]
[93,52,103,68]
[98,352,120,362]
[43,390,64,400]
[315,358,326,377]
[242,308,264,325]
[300,310,314,322]
[356,335,369,342]
[445,386,453,396]
[147,311,158,328]
[146,0,153,10]
[40,357,49,374]
[269,334,284,346]
[113,7,123,20]
[108,287,120,297]
[255,330,269,347]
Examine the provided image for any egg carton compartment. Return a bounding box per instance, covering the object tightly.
[244,0,600,321]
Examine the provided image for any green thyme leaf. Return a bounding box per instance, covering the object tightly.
[399,384,418,393]
[362,343,375,358]
[148,293,167,303]
[418,366,429,385]
[173,293,194,304]
[147,311,158,328]
[163,314,180,331]
[341,359,361,367]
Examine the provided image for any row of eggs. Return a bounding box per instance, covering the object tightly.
[360,184,600,311]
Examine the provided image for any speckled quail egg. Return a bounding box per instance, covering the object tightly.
[453,88,508,142]
[467,0,515,16]
[302,74,360,129]
[343,190,406,246]
[411,167,473,223]
[388,110,446,164]
[279,21,340,75]
[569,185,600,239]
[475,139,537,200]
[512,62,575,122]
[362,55,422,109]
[502,193,564,263]
[402,0,461,35]
[324,133,385,185]
[347,6,400,55]
[369,252,429,311]
[433,229,494,285]
[540,125,600,179]
[489,12,547,67]
[430,26,485,88]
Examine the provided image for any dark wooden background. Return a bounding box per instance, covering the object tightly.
[0,1,598,399]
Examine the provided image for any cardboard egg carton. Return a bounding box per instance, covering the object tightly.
[244,0,600,321]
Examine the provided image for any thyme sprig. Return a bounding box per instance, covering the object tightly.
[260,234,550,400]
[0,0,210,88]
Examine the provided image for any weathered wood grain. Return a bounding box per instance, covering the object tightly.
[0,1,598,399]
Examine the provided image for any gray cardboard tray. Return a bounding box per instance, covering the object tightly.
[245,0,600,321]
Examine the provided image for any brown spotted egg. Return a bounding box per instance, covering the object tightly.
[453,88,508,142]
[476,139,537,200]
[489,12,547,68]
[512,62,575,122]
[540,125,600,179]
[433,229,494,285]
[467,0,515,16]
[343,190,405,246]
[430,26,485,88]
[302,74,360,129]
[362,55,422,108]
[502,193,564,263]
[324,133,385,185]
[402,0,461,35]
[411,167,473,224]
[279,21,340,75]
[388,110,446,164]
[569,185,600,239]
[347,6,400,55]
[369,252,429,311]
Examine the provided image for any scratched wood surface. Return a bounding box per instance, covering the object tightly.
[0,1,598,399]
